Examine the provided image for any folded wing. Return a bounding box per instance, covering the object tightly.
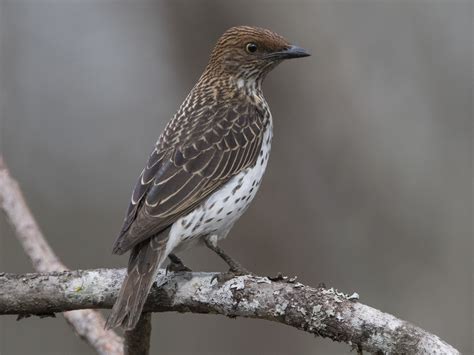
[112,101,266,254]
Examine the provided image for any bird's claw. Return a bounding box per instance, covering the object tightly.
[211,272,234,284]
[210,267,252,285]
[268,272,298,283]
[268,272,285,281]
[166,262,192,274]
[228,265,251,276]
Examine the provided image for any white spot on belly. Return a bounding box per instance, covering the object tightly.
[167,119,273,253]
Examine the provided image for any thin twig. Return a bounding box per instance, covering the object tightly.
[0,269,460,355]
[0,156,124,355]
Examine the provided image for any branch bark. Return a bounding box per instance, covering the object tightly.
[0,156,124,355]
[0,269,460,355]
[124,313,152,355]
[0,155,460,354]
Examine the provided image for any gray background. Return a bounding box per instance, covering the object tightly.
[0,1,472,354]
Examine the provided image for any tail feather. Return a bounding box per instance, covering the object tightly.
[106,234,169,330]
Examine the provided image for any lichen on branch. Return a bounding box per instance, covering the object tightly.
[0,269,460,355]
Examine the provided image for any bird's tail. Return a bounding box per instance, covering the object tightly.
[105,234,169,330]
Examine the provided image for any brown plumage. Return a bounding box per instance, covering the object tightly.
[106,26,309,330]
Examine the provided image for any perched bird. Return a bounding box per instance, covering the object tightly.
[106,26,309,330]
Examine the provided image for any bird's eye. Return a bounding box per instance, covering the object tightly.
[245,42,258,53]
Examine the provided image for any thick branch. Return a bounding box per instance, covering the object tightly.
[0,269,459,355]
[0,156,124,355]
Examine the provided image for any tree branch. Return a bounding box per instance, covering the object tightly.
[0,156,124,355]
[0,269,460,355]
[124,313,152,355]
[0,155,460,354]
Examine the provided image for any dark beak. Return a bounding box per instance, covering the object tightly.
[271,45,311,60]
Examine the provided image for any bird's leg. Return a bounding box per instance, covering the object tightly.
[204,238,250,275]
[166,253,192,273]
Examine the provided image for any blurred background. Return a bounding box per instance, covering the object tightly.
[0,1,471,354]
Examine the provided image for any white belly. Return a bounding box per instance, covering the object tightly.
[166,121,272,254]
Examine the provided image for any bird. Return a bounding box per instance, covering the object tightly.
[105,26,309,330]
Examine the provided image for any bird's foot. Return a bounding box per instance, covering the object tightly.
[203,238,251,275]
[166,262,192,274]
[268,272,298,283]
[228,263,251,276]
[210,264,252,284]
[166,254,192,274]
[211,272,234,284]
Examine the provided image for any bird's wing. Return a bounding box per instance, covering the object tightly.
[112,100,266,254]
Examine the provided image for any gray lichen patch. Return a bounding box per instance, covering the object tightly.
[229,278,246,290]
[348,292,359,301]
[0,270,460,355]
[274,300,289,316]
[66,270,114,304]
[325,308,336,317]
[255,276,272,284]
[308,304,326,331]
[320,287,358,302]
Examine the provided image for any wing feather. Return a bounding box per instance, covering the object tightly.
[112,101,267,254]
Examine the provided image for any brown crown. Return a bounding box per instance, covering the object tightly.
[205,26,293,78]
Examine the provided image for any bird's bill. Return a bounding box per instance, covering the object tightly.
[269,45,310,60]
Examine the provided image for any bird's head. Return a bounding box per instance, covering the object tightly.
[205,26,310,88]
